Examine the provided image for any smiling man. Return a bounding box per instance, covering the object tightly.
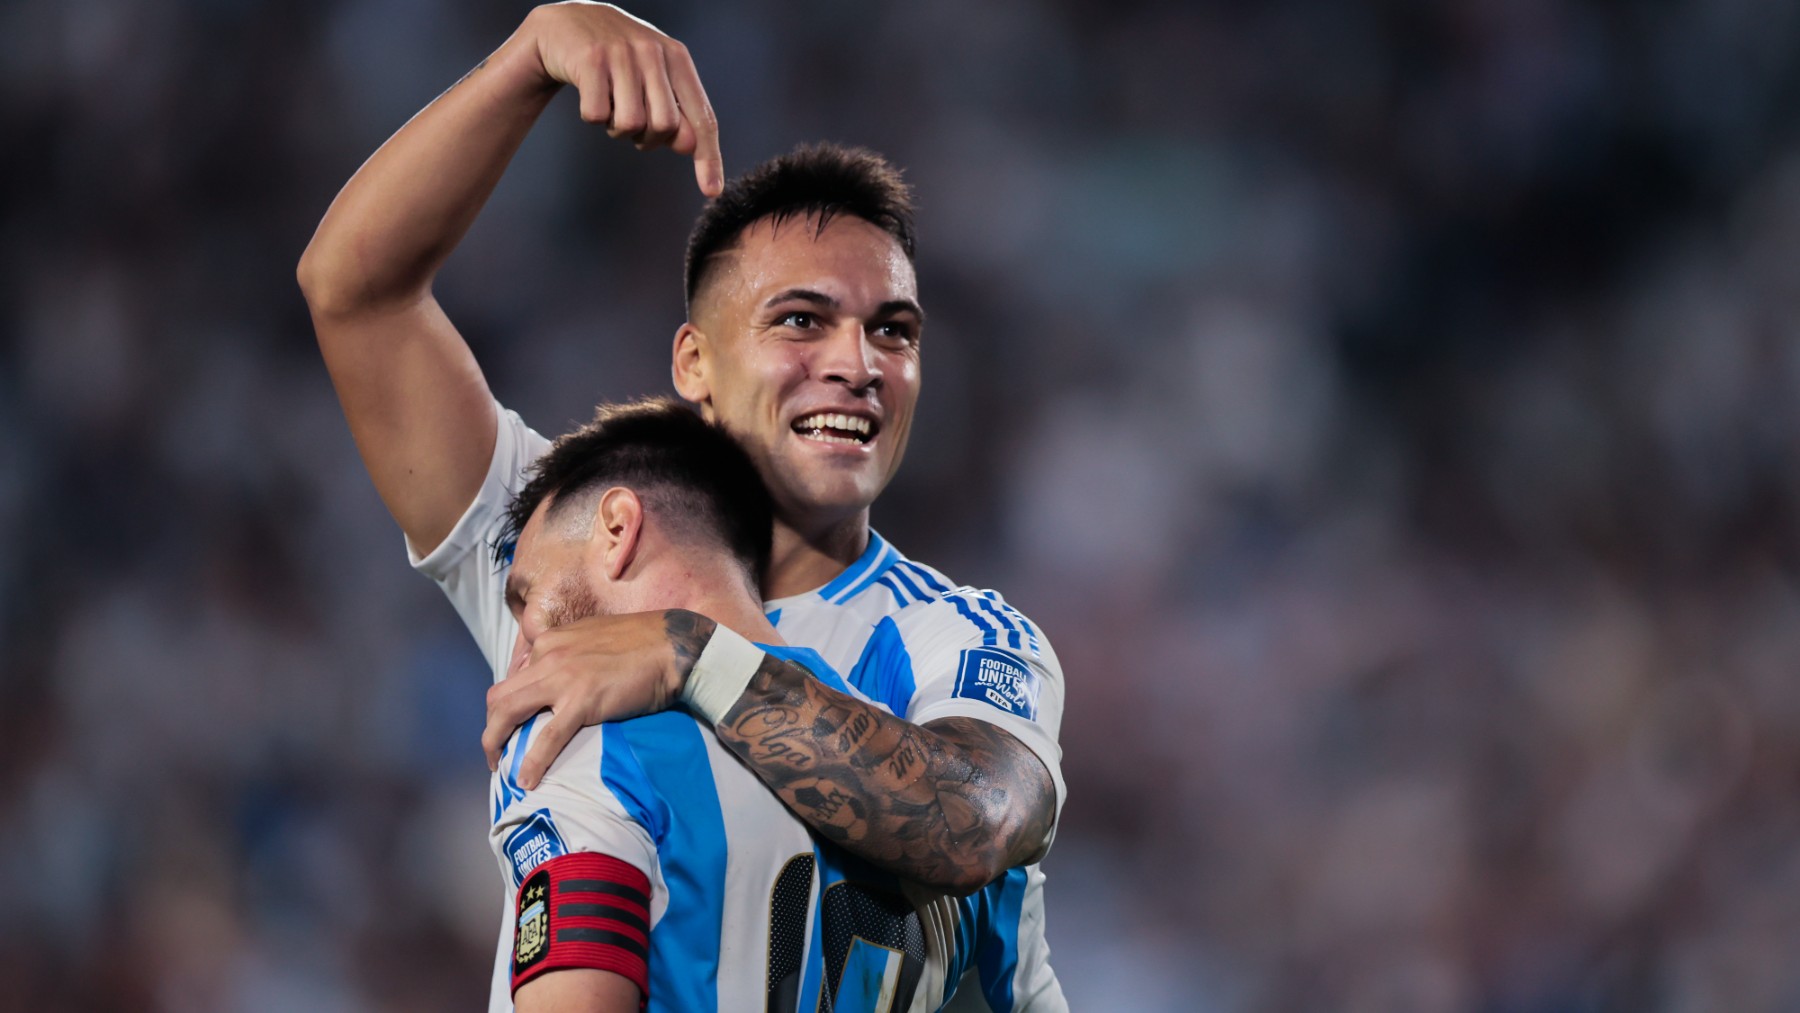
[297,3,1067,1009]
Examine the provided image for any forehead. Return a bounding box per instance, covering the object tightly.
[507,502,551,579]
[714,214,917,309]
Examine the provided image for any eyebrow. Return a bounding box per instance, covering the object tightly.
[763,288,926,323]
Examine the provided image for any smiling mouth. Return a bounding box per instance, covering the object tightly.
[792,412,877,446]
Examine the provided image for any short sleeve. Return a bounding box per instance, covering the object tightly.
[490,722,657,892]
[493,724,656,1003]
[409,400,552,678]
[899,591,1067,850]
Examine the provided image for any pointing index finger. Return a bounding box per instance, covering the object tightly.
[665,43,722,196]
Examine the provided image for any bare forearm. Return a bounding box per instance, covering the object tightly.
[297,29,553,314]
[675,617,1056,894]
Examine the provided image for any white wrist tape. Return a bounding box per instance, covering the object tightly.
[681,624,764,725]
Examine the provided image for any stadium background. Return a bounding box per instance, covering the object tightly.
[5,0,1800,1009]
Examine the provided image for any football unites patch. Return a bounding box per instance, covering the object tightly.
[952,647,1040,720]
[503,808,567,886]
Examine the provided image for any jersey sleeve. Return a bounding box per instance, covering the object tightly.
[899,590,1068,851]
[490,721,657,1003]
[409,400,552,677]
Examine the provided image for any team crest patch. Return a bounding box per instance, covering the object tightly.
[953,648,1040,721]
[514,868,550,972]
[504,809,567,886]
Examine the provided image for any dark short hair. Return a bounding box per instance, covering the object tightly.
[495,397,773,582]
[683,142,916,309]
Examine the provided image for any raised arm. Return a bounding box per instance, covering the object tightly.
[296,2,719,554]
[485,610,1058,896]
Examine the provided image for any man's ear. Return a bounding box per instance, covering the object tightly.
[589,487,644,581]
[672,322,712,411]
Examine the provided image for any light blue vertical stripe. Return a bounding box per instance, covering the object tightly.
[500,712,539,813]
[600,714,726,1012]
[975,868,1028,1012]
[846,617,917,716]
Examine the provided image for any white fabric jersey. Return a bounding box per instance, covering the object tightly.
[491,644,964,1011]
[411,402,1068,1012]
[763,537,1068,1013]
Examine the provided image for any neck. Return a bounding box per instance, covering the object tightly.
[764,509,870,600]
[635,553,782,645]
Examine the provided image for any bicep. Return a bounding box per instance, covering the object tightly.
[921,716,1058,865]
[311,294,497,556]
[513,967,641,1013]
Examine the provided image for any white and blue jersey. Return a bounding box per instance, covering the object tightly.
[411,402,1068,1012]
[766,539,1068,1013]
[491,644,974,1011]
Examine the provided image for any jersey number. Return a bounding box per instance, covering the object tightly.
[765,854,926,1013]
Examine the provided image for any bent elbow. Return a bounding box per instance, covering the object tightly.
[937,854,1009,899]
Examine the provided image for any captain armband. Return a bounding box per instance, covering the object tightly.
[512,852,651,1003]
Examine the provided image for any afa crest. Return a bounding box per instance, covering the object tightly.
[514,869,551,972]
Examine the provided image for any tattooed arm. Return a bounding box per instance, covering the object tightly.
[674,613,1058,896]
[717,650,1057,895]
[485,607,1060,894]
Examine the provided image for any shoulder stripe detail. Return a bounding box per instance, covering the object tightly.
[973,595,1024,651]
[976,591,1041,655]
[830,540,898,605]
[943,592,1002,648]
[876,575,913,608]
[817,531,891,602]
[886,565,929,606]
[896,561,952,596]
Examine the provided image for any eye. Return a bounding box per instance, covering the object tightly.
[873,320,917,344]
[777,310,819,329]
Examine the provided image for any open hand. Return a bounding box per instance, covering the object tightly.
[483,609,685,789]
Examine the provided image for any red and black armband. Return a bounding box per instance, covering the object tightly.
[511,852,652,1003]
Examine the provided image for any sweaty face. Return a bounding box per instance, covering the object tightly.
[685,214,921,533]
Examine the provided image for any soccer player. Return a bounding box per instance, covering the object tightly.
[488,398,977,1012]
[297,4,1067,1009]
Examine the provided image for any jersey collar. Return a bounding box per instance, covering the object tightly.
[767,529,904,609]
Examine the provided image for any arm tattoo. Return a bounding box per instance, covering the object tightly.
[715,654,1057,894]
[664,609,718,681]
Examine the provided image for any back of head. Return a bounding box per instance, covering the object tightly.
[683,142,916,311]
[498,397,774,584]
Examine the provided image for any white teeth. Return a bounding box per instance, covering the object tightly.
[794,413,872,437]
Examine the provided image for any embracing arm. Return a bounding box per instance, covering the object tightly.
[296,2,720,554]
[712,635,1057,896]
[486,608,1059,895]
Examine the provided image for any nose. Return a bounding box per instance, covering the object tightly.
[817,320,882,393]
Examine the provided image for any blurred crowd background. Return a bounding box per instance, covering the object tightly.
[5,0,1800,1009]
